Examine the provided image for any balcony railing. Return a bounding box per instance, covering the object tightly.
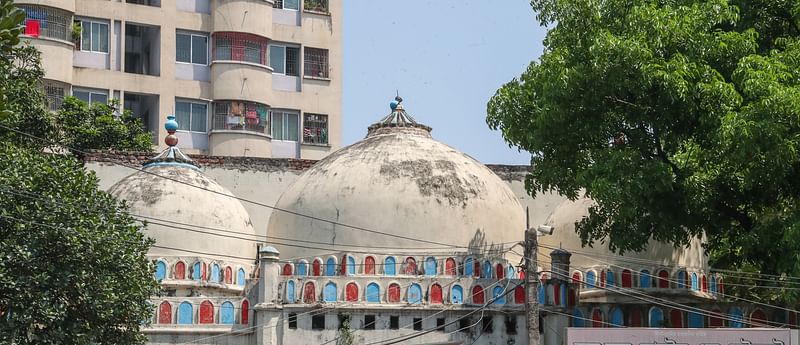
[212,32,268,66]
[213,101,270,135]
[18,5,72,41]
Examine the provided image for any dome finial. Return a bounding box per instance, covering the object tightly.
[390,92,403,111]
[164,115,179,147]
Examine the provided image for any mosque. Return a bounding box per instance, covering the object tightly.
[94,98,783,345]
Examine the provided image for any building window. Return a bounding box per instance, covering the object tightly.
[459,317,471,332]
[43,80,68,112]
[269,45,299,76]
[413,318,422,331]
[176,100,208,133]
[312,313,325,330]
[304,47,329,78]
[389,316,399,330]
[212,32,268,65]
[436,318,445,332]
[271,110,299,141]
[304,0,328,13]
[176,31,208,65]
[482,317,494,333]
[18,5,72,41]
[288,313,297,329]
[213,101,269,134]
[73,87,108,105]
[302,113,328,144]
[273,0,299,10]
[505,316,517,335]
[364,315,375,330]
[76,19,109,53]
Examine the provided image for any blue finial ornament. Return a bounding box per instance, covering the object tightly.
[165,115,179,132]
[390,100,399,110]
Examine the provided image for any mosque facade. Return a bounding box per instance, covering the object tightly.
[93,100,785,345]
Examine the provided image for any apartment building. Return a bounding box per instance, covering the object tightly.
[16,0,341,159]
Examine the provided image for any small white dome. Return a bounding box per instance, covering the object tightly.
[109,164,257,264]
[268,102,526,259]
[540,197,708,272]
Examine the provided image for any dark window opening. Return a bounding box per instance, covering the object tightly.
[505,315,517,335]
[288,313,297,329]
[389,316,399,330]
[364,315,375,330]
[482,317,493,334]
[459,317,471,332]
[436,317,445,332]
[125,23,161,76]
[413,318,423,331]
[312,313,325,330]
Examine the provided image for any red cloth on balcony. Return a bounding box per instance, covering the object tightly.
[25,19,40,37]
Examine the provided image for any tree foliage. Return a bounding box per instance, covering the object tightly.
[57,97,153,155]
[0,1,156,343]
[0,144,157,344]
[487,0,800,281]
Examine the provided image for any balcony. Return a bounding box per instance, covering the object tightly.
[304,0,328,14]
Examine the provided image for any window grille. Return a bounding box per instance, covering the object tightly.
[303,113,328,144]
[18,5,72,41]
[212,32,268,65]
[43,80,68,112]
[304,0,328,13]
[213,100,269,134]
[304,47,329,78]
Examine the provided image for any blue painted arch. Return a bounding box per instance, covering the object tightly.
[729,307,744,328]
[606,270,616,286]
[610,308,623,327]
[424,257,437,276]
[507,265,515,279]
[688,311,703,328]
[296,261,308,276]
[482,261,492,278]
[691,272,698,290]
[193,262,202,281]
[492,286,505,305]
[346,256,356,275]
[286,280,296,303]
[572,309,585,327]
[323,282,337,302]
[237,268,245,286]
[408,283,422,304]
[211,263,220,283]
[640,270,651,288]
[452,285,464,304]
[366,283,380,303]
[325,257,336,276]
[178,302,193,324]
[155,261,167,281]
[677,271,686,288]
[464,257,474,276]
[220,302,235,324]
[384,257,396,276]
[710,275,717,294]
[649,308,664,327]
[586,271,596,288]
[537,285,545,303]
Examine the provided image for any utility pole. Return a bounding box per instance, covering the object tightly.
[524,207,539,345]
[524,228,539,345]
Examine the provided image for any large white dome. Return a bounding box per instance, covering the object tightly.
[540,197,708,271]
[267,102,526,259]
[109,162,257,264]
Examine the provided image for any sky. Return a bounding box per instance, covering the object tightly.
[342,1,548,165]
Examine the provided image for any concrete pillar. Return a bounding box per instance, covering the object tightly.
[256,245,282,345]
[544,248,572,345]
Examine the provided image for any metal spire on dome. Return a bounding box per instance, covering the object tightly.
[143,115,198,168]
[366,95,432,135]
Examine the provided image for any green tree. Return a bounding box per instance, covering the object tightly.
[0,143,157,345]
[57,97,153,155]
[487,0,800,289]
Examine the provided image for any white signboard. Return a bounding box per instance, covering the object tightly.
[566,328,798,345]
